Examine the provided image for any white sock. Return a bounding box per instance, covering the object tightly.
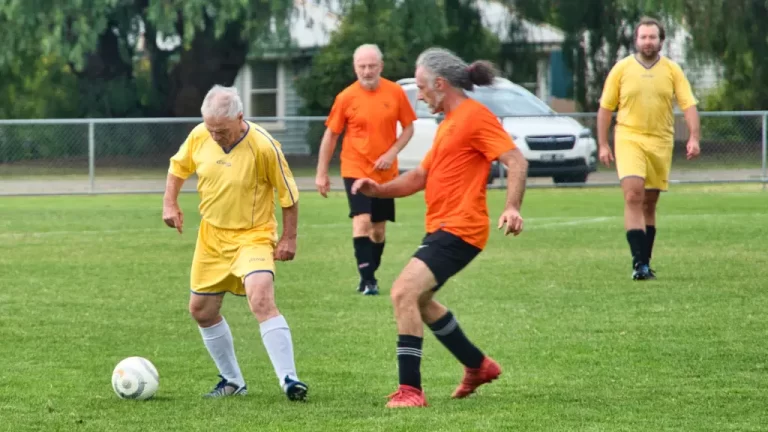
[259,315,298,389]
[199,317,245,388]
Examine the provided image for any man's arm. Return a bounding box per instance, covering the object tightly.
[369,167,427,198]
[162,173,186,233]
[163,173,185,203]
[316,128,340,176]
[280,203,298,241]
[683,105,700,140]
[390,124,414,153]
[597,107,614,151]
[498,149,528,210]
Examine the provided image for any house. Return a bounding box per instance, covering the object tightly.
[232,0,570,155]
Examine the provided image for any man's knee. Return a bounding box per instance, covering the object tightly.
[189,294,223,327]
[644,190,660,208]
[391,259,437,309]
[352,214,372,237]
[622,178,645,207]
[371,222,386,243]
[244,272,279,322]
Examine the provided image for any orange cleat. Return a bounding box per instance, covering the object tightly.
[451,357,502,399]
[386,385,429,408]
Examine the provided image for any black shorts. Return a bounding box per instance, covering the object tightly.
[343,177,395,223]
[413,230,482,291]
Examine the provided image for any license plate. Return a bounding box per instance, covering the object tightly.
[541,153,565,161]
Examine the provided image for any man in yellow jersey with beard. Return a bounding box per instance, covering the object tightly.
[597,17,701,281]
[162,85,308,401]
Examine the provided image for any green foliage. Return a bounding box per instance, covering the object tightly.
[0,0,294,119]
[295,0,505,154]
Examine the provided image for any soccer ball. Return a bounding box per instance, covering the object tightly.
[111,356,159,400]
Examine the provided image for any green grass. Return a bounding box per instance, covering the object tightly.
[1,185,767,431]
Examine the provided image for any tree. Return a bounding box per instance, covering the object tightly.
[682,0,768,110]
[0,0,295,117]
[513,0,683,111]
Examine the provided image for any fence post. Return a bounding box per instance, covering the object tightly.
[88,120,95,194]
[763,113,767,191]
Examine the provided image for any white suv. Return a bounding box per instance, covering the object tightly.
[396,77,598,184]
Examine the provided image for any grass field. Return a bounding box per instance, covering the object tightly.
[1,185,767,431]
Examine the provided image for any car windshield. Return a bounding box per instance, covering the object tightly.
[467,88,553,116]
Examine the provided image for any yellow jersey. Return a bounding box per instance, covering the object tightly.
[168,121,299,231]
[599,55,698,142]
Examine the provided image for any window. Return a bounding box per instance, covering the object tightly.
[247,61,284,129]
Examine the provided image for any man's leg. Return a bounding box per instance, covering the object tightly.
[189,286,248,397]
[344,178,377,294]
[621,176,652,279]
[421,300,501,399]
[352,214,378,294]
[644,189,660,268]
[370,197,395,283]
[371,221,387,273]
[244,271,308,401]
[415,231,498,399]
[386,258,436,408]
[190,221,247,398]
[615,138,653,280]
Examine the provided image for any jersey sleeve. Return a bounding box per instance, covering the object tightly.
[168,133,197,179]
[471,110,517,162]
[263,138,299,208]
[599,63,622,111]
[671,63,698,110]
[325,93,347,135]
[397,88,417,128]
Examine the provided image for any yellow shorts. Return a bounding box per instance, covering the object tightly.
[614,133,673,191]
[190,219,277,296]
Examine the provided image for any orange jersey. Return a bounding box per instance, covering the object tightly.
[420,99,516,250]
[325,78,417,183]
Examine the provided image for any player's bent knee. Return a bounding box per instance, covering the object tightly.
[188,294,223,327]
[244,272,279,322]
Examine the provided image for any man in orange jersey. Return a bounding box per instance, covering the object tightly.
[352,47,528,408]
[597,17,700,280]
[315,43,417,296]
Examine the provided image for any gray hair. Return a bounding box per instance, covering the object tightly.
[200,85,244,119]
[353,43,383,62]
[416,47,497,91]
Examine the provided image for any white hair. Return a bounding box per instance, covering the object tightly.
[200,85,243,119]
[353,44,383,62]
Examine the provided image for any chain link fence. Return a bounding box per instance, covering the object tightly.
[0,112,765,196]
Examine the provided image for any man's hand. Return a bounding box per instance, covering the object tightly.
[350,178,381,197]
[598,145,614,167]
[498,207,524,236]
[274,236,297,261]
[315,172,331,198]
[686,137,701,160]
[162,201,184,234]
[373,148,397,171]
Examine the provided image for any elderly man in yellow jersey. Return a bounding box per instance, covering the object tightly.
[162,85,309,401]
[597,17,701,280]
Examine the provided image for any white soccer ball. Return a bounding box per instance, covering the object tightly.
[111,356,159,400]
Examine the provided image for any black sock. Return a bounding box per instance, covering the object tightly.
[646,225,656,261]
[626,229,649,268]
[372,241,385,273]
[353,237,375,283]
[428,311,484,369]
[397,335,423,390]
